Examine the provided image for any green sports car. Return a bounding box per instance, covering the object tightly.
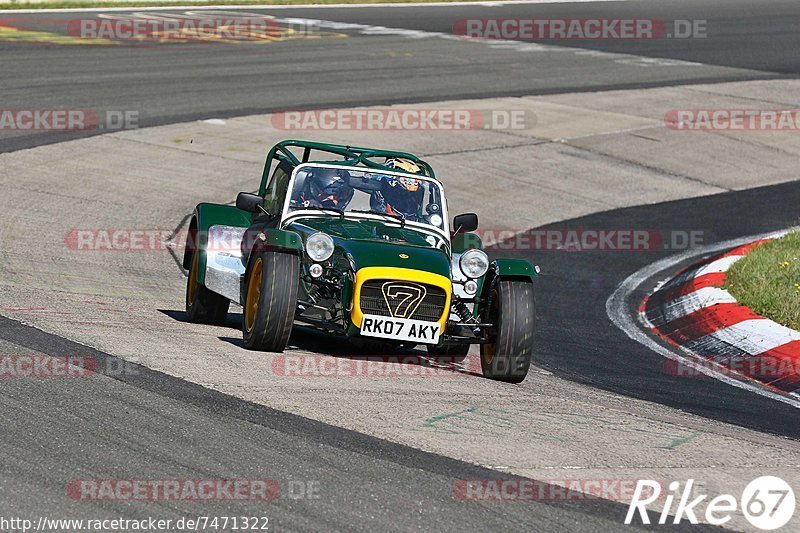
[183,140,538,383]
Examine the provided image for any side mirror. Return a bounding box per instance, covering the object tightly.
[452,213,478,233]
[236,192,267,214]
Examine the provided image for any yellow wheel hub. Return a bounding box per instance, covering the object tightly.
[244,257,263,332]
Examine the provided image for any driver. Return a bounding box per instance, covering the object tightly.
[293,168,354,209]
[369,158,425,222]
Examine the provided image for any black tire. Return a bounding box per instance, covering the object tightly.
[427,343,470,363]
[186,251,230,325]
[480,280,535,383]
[242,251,300,352]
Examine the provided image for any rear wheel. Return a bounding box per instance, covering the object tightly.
[243,252,300,352]
[480,280,535,383]
[186,251,230,325]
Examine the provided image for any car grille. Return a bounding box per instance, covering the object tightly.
[360,279,447,323]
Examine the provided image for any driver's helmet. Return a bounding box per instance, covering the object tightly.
[369,158,425,221]
[301,168,353,209]
[385,157,424,177]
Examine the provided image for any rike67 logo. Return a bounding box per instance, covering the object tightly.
[626,477,795,530]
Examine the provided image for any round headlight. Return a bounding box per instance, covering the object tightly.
[308,263,324,278]
[464,280,478,295]
[429,213,443,228]
[459,249,489,279]
[306,232,334,262]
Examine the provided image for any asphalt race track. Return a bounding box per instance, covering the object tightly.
[2,0,800,151]
[509,180,800,438]
[2,0,800,530]
[0,320,641,531]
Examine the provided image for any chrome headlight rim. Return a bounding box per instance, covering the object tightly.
[459,249,490,279]
[305,232,335,262]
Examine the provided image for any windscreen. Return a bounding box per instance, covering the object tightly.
[287,165,447,232]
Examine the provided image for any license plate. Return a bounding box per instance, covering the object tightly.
[360,314,441,344]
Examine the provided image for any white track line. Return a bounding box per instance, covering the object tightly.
[606,228,800,409]
[2,0,642,15]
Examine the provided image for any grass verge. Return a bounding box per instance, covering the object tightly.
[1,0,474,9]
[726,231,800,330]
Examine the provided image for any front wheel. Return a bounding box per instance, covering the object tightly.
[242,252,300,352]
[480,280,535,383]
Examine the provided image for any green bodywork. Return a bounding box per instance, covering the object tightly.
[287,217,451,275]
[184,203,302,285]
[490,258,538,279]
[183,203,249,285]
[185,140,537,343]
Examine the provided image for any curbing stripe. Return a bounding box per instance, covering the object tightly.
[684,319,800,357]
[693,255,743,278]
[645,238,772,314]
[661,272,727,303]
[760,341,800,391]
[642,236,800,394]
[721,239,772,258]
[640,270,721,314]
[657,286,737,325]
[656,303,760,345]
